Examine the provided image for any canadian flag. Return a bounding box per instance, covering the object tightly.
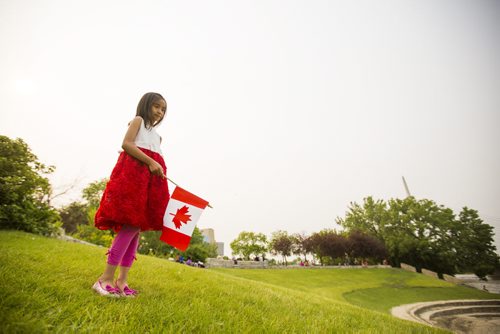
[160,186,209,251]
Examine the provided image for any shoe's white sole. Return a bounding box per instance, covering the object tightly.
[92,281,120,297]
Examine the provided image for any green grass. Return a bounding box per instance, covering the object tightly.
[0,232,477,333]
[213,266,498,314]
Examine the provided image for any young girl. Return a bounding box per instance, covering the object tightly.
[92,92,170,297]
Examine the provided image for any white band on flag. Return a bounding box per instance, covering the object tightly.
[163,198,204,236]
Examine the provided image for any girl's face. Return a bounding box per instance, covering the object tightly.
[151,99,167,123]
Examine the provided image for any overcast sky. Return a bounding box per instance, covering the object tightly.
[1,0,499,255]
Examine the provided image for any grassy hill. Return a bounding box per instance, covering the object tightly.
[1,231,493,333]
[214,267,498,314]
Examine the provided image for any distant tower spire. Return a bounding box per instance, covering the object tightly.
[402,176,412,197]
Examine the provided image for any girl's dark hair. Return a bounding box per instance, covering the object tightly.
[136,92,166,129]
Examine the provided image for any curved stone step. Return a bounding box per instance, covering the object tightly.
[426,306,500,321]
[414,300,500,316]
[455,312,500,319]
[392,299,500,333]
[434,314,500,334]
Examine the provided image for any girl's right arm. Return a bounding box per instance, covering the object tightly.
[122,116,165,179]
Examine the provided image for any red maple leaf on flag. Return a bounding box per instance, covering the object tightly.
[169,205,192,229]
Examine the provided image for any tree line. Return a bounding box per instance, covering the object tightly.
[337,196,499,278]
[2,135,499,276]
[230,196,499,278]
[230,229,387,267]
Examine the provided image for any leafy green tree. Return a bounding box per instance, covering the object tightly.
[173,227,218,263]
[182,241,218,263]
[307,231,326,265]
[59,202,88,233]
[292,232,313,261]
[230,231,267,260]
[82,178,108,208]
[269,230,294,265]
[68,179,112,244]
[307,229,347,265]
[59,179,107,235]
[347,230,387,262]
[322,230,348,264]
[0,136,60,235]
[454,207,499,278]
[386,197,457,273]
[138,227,217,263]
[337,197,388,238]
[72,207,113,247]
[138,231,175,257]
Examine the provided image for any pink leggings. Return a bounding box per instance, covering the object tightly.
[107,224,141,267]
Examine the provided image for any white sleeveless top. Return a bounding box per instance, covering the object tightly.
[134,118,163,155]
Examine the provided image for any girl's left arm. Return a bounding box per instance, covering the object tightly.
[122,116,165,178]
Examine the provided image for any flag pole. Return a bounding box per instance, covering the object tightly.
[167,177,213,209]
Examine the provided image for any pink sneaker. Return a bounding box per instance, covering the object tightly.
[115,282,139,297]
[92,280,121,297]
[122,285,138,297]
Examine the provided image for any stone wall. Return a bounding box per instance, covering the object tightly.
[421,268,439,279]
[270,265,392,269]
[400,264,465,285]
[400,263,417,272]
[205,260,392,269]
[443,274,463,284]
[206,258,268,269]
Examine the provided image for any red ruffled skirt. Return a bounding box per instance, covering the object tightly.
[95,148,170,232]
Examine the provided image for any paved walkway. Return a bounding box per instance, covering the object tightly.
[454,275,500,294]
[465,281,500,294]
